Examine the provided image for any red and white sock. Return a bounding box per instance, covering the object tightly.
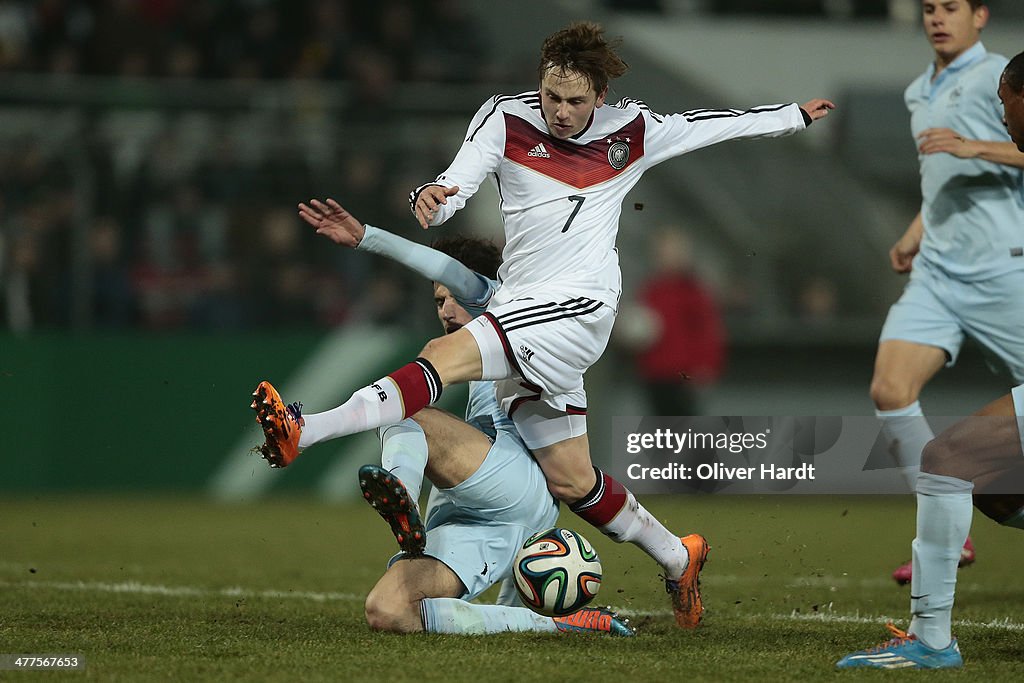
[299,358,442,449]
[570,467,688,578]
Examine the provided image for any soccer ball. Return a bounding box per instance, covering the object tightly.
[512,527,602,617]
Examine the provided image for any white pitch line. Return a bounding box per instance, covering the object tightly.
[776,611,1024,632]
[0,579,362,604]
[699,573,990,592]
[6,578,1023,633]
[781,575,991,592]
[611,607,1024,632]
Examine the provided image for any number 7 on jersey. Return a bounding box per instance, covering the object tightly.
[561,195,585,233]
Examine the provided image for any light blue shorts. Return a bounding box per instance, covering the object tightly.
[389,428,559,600]
[880,260,1024,381]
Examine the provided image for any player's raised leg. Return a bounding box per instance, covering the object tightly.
[253,328,483,466]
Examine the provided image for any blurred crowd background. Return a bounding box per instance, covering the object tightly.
[0,0,514,335]
[0,0,495,81]
[0,0,1022,382]
[3,0,1023,493]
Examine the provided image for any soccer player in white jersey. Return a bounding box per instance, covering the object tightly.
[837,53,1024,669]
[253,21,834,628]
[341,230,631,637]
[867,0,1024,585]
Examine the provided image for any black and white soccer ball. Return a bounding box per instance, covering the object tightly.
[512,527,602,617]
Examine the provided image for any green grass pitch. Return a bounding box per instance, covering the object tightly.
[2,495,1021,681]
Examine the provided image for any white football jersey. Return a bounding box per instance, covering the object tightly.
[412,92,807,310]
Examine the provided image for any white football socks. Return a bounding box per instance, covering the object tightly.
[298,377,401,449]
[601,492,688,579]
[877,401,933,491]
[379,419,428,505]
[909,472,973,651]
[420,598,558,634]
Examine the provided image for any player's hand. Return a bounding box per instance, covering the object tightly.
[917,128,978,158]
[298,198,365,248]
[413,184,461,229]
[889,230,920,274]
[799,98,836,122]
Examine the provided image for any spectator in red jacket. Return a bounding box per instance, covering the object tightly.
[631,228,725,416]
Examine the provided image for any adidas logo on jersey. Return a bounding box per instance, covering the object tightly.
[527,143,551,159]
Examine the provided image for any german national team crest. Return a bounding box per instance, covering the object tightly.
[607,141,630,170]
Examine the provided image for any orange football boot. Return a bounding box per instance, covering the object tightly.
[665,534,710,629]
[251,380,303,468]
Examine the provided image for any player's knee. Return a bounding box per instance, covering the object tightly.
[418,335,474,385]
[419,336,446,360]
[869,376,916,412]
[920,434,958,478]
[364,588,416,633]
[920,436,952,477]
[545,478,590,505]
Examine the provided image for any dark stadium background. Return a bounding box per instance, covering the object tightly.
[3,0,1021,496]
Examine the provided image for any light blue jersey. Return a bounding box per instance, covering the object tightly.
[451,276,497,319]
[466,379,516,439]
[359,224,497,313]
[905,42,1024,280]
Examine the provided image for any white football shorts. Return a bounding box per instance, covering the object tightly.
[464,296,616,448]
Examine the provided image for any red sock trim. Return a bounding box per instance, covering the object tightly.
[570,469,629,527]
[387,362,433,418]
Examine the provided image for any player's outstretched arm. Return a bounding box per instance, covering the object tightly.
[643,97,835,167]
[299,197,489,303]
[298,198,365,247]
[413,185,461,230]
[917,128,1024,168]
[800,99,836,122]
